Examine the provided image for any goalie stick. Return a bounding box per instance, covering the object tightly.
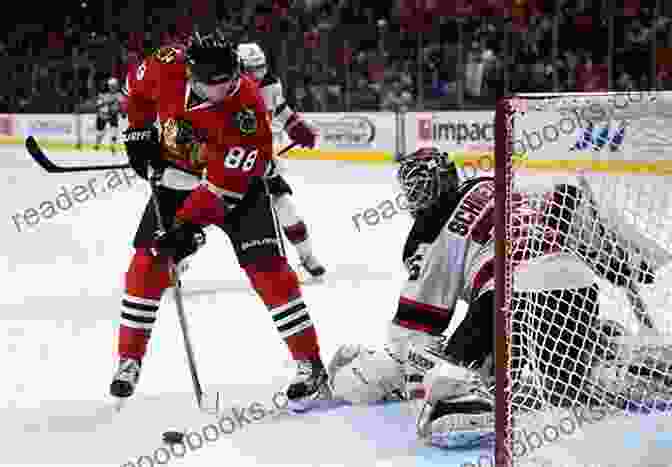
[26,136,299,174]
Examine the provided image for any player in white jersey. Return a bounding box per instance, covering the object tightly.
[95,77,124,153]
[329,146,663,449]
[237,42,325,280]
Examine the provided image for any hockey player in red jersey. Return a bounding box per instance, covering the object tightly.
[111,30,330,410]
[237,42,325,281]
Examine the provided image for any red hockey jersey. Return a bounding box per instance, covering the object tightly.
[125,46,273,199]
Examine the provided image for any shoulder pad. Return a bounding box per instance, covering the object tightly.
[260,73,280,88]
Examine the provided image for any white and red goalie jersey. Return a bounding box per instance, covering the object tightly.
[393,177,664,335]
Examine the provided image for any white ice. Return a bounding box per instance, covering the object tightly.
[0,147,482,467]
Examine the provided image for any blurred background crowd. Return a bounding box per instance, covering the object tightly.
[1,0,672,114]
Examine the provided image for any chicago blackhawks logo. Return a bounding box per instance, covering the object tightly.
[154,46,178,64]
[233,107,258,136]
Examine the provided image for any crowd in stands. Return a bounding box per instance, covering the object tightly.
[1,0,672,114]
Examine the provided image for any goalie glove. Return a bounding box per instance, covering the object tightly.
[328,344,405,404]
[285,114,317,148]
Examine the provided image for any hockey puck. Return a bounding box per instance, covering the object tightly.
[162,431,185,444]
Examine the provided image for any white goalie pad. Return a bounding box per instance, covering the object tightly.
[417,357,494,449]
[328,344,404,404]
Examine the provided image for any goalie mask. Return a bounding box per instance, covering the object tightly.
[186,29,240,102]
[397,147,459,216]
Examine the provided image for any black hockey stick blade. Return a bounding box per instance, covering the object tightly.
[26,136,130,173]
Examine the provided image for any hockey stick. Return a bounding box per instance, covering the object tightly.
[26,136,130,173]
[148,172,205,410]
[275,141,299,158]
[27,135,298,174]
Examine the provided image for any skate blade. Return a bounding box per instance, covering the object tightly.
[112,397,127,412]
[295,265,325,285]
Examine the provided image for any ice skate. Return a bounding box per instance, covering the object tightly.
[285,358,332,412]
[110,358,141,399]
[298,255,326,283]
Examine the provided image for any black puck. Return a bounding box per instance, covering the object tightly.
[162,431,185,444]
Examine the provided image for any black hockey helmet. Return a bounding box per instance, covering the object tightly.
[186,28,240,84]
[396,147,459,215]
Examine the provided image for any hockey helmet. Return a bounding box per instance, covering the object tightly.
[237,43,267,80]
[396,147,459,215]
[186,28,240,101]
[107,77,120,92]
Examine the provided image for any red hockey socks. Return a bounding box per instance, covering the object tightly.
[244,256,320,361]
[117,249,171,361]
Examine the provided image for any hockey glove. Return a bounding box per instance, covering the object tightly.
[123,126,163,180]
[285,114,317,148]
[152,222,205,260]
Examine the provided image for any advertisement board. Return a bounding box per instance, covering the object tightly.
[405,111,495,154]
[21,114,78,143]
[287,112,396,161]
[0,114,15,142]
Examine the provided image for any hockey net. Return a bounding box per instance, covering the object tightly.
[495,92,672,466]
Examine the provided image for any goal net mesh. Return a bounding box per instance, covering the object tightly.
[495,92,672,466]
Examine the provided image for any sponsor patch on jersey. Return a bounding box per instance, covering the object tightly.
[233,107,257,136]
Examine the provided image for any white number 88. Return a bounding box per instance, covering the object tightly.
[224,147,258,172]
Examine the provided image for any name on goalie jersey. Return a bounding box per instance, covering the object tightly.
[446,182,495,241]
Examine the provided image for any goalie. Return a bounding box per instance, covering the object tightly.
[329,147,497,448]
[328,146,667,449]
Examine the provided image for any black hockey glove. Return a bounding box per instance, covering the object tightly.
[152,222,205,261]
[123,126,163,180]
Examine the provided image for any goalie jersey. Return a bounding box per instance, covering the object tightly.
[394,177,496,335]
[394,174,668,337]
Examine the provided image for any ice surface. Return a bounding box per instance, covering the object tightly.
[0,147,483,467]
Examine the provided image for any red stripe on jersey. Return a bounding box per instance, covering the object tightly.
[471,258,495,298]
[398,296,452,318]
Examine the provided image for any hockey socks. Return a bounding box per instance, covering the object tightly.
[117,249,171,361]
[274,194,313,259]
[244,256,320,360]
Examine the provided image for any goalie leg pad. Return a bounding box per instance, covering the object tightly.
[417,357,494,449]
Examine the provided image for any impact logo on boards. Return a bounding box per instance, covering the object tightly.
[418,114,494,144]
